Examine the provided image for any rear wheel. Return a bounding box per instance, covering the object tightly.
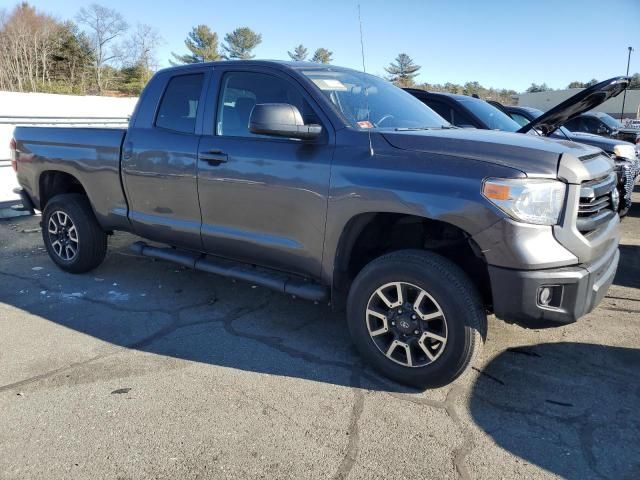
[42,194,107,273]
[347,250,487,388]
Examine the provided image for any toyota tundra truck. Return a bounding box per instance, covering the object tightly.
[11,61,620,388]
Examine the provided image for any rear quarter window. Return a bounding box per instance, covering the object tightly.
[155,74,204,134]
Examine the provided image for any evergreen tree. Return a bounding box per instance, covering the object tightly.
[222,27,261,60]
[567,81,585,88]
[288,44,308,61]
[526,83,551,93]
[118,63,151,95]
[385,53,420,87]
[50,22,95,94]
[171,25,221,64]
[311,48,332,64]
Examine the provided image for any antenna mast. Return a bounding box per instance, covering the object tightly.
[358,4,374,156]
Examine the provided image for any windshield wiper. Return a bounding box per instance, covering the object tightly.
[394,127,437,131]
[394,125,458,131]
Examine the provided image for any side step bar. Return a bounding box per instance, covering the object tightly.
[130,241,328,302]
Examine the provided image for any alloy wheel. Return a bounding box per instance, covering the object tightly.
[366,281,448,367]
[47,210,79,261]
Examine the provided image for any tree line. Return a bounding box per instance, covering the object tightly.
[383,53,518,104]
[525,74,640,93]
[1,2,636,99]
[0,3,160,95]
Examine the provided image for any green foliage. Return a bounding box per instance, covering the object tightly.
[222,27,261,60]
[385,53,421,87]
[50,22,95,93]
[311,48,332,64]
[288,44,308,61]
[416,82,518,105]
[171,25,221,64]
[526,83,552,93]
[567,81,585,88]
[117,63,152,95]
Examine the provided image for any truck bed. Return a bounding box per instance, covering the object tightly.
[13,126,129,230]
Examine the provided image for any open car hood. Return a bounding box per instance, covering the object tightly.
[517,76,630,135]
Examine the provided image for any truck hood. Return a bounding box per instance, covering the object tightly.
[558,130,634,153]
[381,128,603,177]
[517,76,630,135]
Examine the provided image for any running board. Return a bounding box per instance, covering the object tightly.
[130,241,328,302]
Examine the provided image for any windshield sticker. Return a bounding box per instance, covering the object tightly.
[357,120,374,129]
[311,78,348,91]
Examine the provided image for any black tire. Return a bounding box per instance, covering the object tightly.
[346,250,487,388]
[42,194,107,273]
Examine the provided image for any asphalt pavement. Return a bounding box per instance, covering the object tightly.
[1,189,639,480]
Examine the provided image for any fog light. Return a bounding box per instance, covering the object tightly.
[538,287,552,306]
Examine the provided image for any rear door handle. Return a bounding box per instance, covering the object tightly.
[199,149,228,166]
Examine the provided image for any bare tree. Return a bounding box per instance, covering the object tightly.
[123,23,162,82]
[76,3,128,93]
[0,3,62,92]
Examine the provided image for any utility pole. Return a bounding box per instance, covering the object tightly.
[620,46,633,122]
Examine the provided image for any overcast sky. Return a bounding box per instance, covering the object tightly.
[20,0,640,91]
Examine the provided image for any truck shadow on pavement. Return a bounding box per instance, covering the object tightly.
[469,342,640,480]
[0,225,418,393]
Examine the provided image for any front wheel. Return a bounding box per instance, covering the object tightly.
[618,185,631,217]
[42,194,107,273]
[346,250,487,388]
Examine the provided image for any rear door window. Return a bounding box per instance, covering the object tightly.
[156,74,204,134]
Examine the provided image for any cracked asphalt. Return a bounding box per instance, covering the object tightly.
[1,189,639,480]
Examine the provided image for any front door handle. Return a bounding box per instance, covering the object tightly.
[199,149,228,166]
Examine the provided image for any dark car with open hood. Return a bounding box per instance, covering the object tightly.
[499,104,639,216]
[11,61,620,388]
[406,77,637,216]
[563,111,640,145]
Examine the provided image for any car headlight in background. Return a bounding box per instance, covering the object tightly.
[482,178,566,225]
[612,144,636,160]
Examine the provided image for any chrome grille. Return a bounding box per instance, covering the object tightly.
[577,173,617,234]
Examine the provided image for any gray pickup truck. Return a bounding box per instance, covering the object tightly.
[12,60,620,387]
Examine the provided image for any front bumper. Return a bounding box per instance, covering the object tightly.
[488,244,619,327]
[614,158,640,210]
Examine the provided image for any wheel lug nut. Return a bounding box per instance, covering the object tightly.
[411,314,417,320]
[391,321,396,326]
[414,330,420,335]
[397,309,402,315]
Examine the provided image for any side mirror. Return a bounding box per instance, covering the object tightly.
[249,103,322,140]
[596,125,609,135]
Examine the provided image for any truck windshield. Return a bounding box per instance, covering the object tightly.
[301,69,449,130]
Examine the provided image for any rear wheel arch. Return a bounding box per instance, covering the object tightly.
[38,170,88,210]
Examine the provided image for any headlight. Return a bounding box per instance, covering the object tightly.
[482,178,566,225]
[612,144,636,160]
